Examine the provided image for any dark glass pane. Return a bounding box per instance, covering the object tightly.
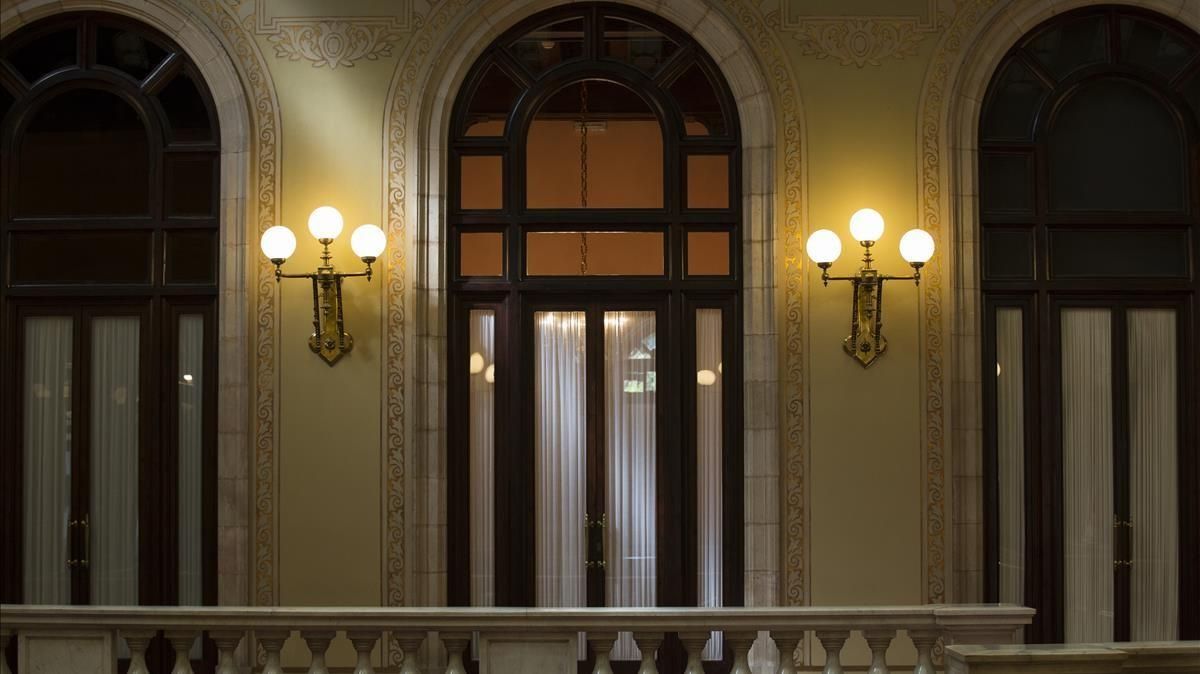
[983,229,1035,279]
[464,64,521,136]
[526,231,664,275]
[1119,17,1195,80]
[8,28,77,84]
[164,230,217,284]
[687,231,730,276]
[167,154,216,216]
[527,80,662,209]
[1049,79,1183,211]
[1184,71,1200,128]
[981,60,1048,140]
[17,88,149,217]
[96,25,169,82]
[602,16,677,74]
[460,155,503,210]
[0,86,13,124]
[980,153,1034,213]
[669,64,726,136]
[510,17,585,76]
[158,70,212,142]
[1026,14,1108,81]
[9,231,152,284]
[686,155,729,209]
[1049,229,1188,278]
[460,232,504,276]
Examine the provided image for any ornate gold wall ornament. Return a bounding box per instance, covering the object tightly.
[268,21,402,68]
[916,0,1000,605]
[774,0,946,67]
[195,0,283,609]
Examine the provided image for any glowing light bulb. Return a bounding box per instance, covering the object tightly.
[805,229,842,264]
[308,206,344,241]
[899,228,935,264]
[469,352,485,374]
[849,208,885,243]
[484,364,495,384]
[260,226,297,261]
[697,369,717,386]
[351,224,387,260]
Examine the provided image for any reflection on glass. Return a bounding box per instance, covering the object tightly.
[1027,14,1108,81]
[511,17,585,75]
[981,60,1048,141]
[465,64,522,136]
[669,65,725,136]
[602,16,678,73]
[96,26,168,81]
[22,317,73,604]
[526,231,663,276]
[527,80,663,208]
[460,232,505,277]
[687,231,730,276]
[461,155,504,210]
[158,69,212,142]
[696,309,723,660]
[470,311,496,607]
[1119,17,1195,79]
[534,312,587,611]
[90,316,140,606]
[686,155,729,209]
[995,309,1024,617]
[178,314,204,606]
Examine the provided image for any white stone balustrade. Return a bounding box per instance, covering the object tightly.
[0,604,1033,674]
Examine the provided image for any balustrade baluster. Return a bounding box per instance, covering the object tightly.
[909,630,938,674]
[863,630,895,674]
[815,630,848,674]
[395,633,426,674]
[164,630,198,674]
[727,632,756,674]
[257,629,289,674]
[346,630,380,674]
[120,630,155,674]
[588,632,617,674]
[301,630,335,674]
[442,632,471,674]
[632,632,663,674]
[770,632,802,674]
[679,632,711,674]
[209,630,243,674]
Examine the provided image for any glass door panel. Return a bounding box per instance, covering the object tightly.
[22,316,74,604]
[177,314,205,607]
[1127,309,1179,640]
[469,310,497,608]
[603,311,657,660]
[1060,308,1114,642]
[696,308,723,660]
[88,316,141,605]
[995,308,1026,609]
[534,311,587,609]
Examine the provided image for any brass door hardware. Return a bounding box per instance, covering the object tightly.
[585,513,606,570]
[67,514,89,569]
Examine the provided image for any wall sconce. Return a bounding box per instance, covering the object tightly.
[259,206,387,366]
[805,208,935,368]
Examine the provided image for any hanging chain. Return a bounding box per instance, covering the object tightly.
[579,81,589,275]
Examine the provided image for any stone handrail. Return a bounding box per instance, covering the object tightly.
[0,603,1034,674]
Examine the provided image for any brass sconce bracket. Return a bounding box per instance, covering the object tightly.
[272,240,375,367]
[819,254,923,369]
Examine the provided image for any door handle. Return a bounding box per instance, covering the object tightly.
[67,514,90,569]
[584,513,606,569]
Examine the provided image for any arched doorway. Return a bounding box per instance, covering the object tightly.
[978,5,1200,643]
[446,2,742,667]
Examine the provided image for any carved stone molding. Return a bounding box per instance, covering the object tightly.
[250,0,413,68]
[775,0,947,67]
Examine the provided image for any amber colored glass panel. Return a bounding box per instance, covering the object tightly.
[527,231,663,276]
[981,60,1048,141]
[8,28,77,84]
[1026,14,1108,81]
[461,232,504,277]
[165,230,217,284]
[9,231,152,284]
[464,64,521,136]
[158,69,213,143]
[461,156,504,210]
[166,154,216,216]
[670,64,725,136]
[1119,17,1196,79]
[527,80,663,209]
[96,25,169,81]
[687,155,729,209]
[602,16,677,74]
[687,232,730,276]
[511,17,585,76]
[17,89,149,217]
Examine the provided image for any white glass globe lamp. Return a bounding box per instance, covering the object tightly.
[849,208,885,243]
[899,228,935,265]
[805,229,842,265]
[351,224,387,262]
[260,226,297,263]
[307,206,344,242]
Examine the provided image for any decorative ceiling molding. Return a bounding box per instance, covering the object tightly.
[250,0,414,68]
[774,0,951,67]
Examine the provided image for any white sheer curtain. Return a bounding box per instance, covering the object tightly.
[604,311,657,661]
[535,312,587,612]
[1061,308,1113,643]
[22,316,73,604]
[90,316,140,606]
[995,309,1025,612]
[1127,309,1178,640]
[470,310,496,607]
[696,309,724,660]
[177,314,204,606]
